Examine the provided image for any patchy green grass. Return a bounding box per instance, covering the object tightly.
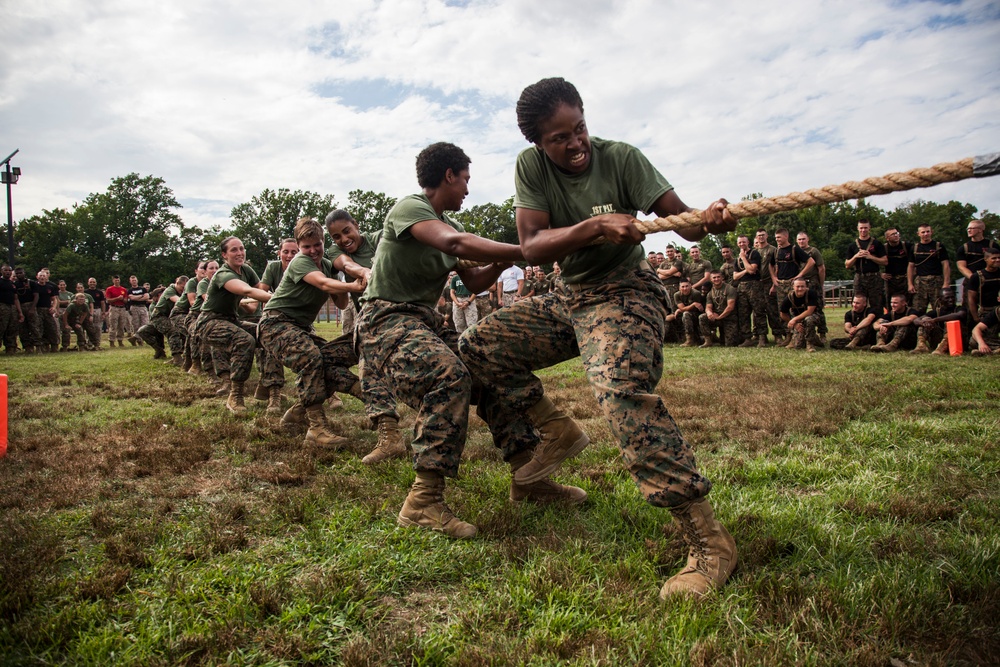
[1,321,997,666]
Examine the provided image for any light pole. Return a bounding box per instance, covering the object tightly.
[1,149,21,267]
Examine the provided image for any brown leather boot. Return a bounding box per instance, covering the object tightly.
[362,417,410,465]
[659,498,737,599]
[304,404,348,449]
[215,376,232,396]
[168,354,184,366]
[931,337,950,355]
[508,450,586,504]
[188,357,202,375]
[757,335,768,348]
[738,337,756,348]
[910,334,931,354]
[253,382,269,401]
[397,471,477,539]
[679,335,695,348]
[513,396,590,485]
[266,386,283,415]
[280,402,307,436]
[226,381,246,414]
[699,336,714,348]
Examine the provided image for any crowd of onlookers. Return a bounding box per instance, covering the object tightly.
[3,218,998,359]
[429,219,1000,357]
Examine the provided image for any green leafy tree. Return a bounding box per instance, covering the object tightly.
[14,207,78,273]
[345,190,398,234]
[230,189,337,271]
[452,196,519,245]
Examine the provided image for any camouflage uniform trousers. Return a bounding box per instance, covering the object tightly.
[475,295,492,319]
[764,283,782,339]
[786,313,821,348]
[142,313,172,350]
[460,265,713,508]
[875,323,917,350]
[737,281,768,338]
[107,307,130,343]
[501,291,518,308]
[258,312,358,407]
[188,313,222,374]
[854,273,885,316]
[18,306,38,350]
[829,325,874,349]
[452,300,479,333]
[912,275,944,314]
[129,306,149,339]
[86,310,103,349]
[805,279,828,335]
[168,311,189,356]
[358,299,500,477]
[774,279,795,338]
[341,300,356,335]
[699,312,739,346]
[243,316,284,390]
[200,314,256,382]
[884,275,909,308]
[36,308,59,351]
[0,303,21,352]
[353,329,400,427]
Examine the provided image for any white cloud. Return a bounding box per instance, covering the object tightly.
[2,0,998,249]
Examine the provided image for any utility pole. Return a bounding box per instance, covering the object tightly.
[1,149,21,267]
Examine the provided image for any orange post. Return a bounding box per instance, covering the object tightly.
[946,320,963,357]
[0,374,7,458]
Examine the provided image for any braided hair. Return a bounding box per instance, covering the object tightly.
[515,77,584,144]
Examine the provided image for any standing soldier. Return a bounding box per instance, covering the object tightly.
[0,265,24,354]
[956,219,999,280]
[734,234,766,347]
[719,245,736,285]
[656,245,685,308]
[126,275,151,345]
[755,228,782,343]
[105,276,130,347]
[846,219,888,316]
[685,245,713,293]
[796,231,828,345]
[14,267,38,353]
[34,271,60,353]
[907,224,950,313]
[84,277,106,349]
[881,227,912,308]
[772,229,814,346]
[964,247,1000,323]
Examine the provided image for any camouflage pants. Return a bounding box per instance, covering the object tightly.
[501,291,517,308]
[168,311,189,356]
[258,312,357,407]
[452,300,478,333]
[680,311,700,337]
[475,295,492,319]
[18,307,38,349]
[876,323,917,350]
[786,313,821,348]
[87,310,103,349]
[830,325,874,349]
[189,313,221,373]
[854,273,885,316]
[774,280,794,338]
[107,307,130,342]
[884,275,908,307]
[699,312,739,346]
[912,275,944,314]
[357,334,399,427]
[63,319,88,350]
[200,314,256,382]
[341,300,356,335]
[806,279,828,335]
[737,281,768,338]
[358,299,478,477]
[460,266,712,508]
[36,309,59,350]
[129,307,149,337]
[144,313,173,350]
[0,303,20,351]
[764,284,782,338]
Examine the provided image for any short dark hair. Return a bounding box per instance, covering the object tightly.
[516,77,584,144]
[416,142,470,188]
[325,208,356,227]
[983,247,999,257]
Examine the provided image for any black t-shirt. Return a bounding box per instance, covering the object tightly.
[846,238,886,274]
[35,282,59,309]
[981,307,1000,329]
[884,241,911,276]
[735,248,761,282]
[0,277,16,306]
[956,239,1000,273]
[127,286,149,310]
[909,242,948,277]
[15,278,36,305]
[775,245,809,280]
[85,288,106,311]
[845,307,877,327]
[965,269,1000,310]
[879,307,920,324]
[780,288,820,317]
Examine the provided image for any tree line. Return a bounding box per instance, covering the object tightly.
[12,173,997,288]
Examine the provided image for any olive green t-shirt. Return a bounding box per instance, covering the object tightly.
[707,284,737,313]
[685,258,713,285]
[152,285,180,316]
[264,254,339,328]
[513,137,672,285]
[260,260,286,291]
[65,301,90,325]
[203,264,260,317]
[328,230,382,308]
[174,278,197,315]
[363,194,462,309]
[449,274,472,299]
[192,278,209,313]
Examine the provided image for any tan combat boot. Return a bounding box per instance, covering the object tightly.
[659,498,737,599]
[397,471,477,539]
[508,450,586,504]
[168,354,184,366]
[215,376,232,396]
[348,380,364,400]
[931,337,950,355]
[362,417,410,465]
[513,396,590,485]
[303,404,348,449]
[266,386,283,415]
[698,336,714,349]
[910,332,931,354]
[757,335,768,348]
[188,357,202,375]
[738,337,756,348]
[253,382,269,401]
[226,380,246,414]
[280,402,307,436]
[679,335,695,348]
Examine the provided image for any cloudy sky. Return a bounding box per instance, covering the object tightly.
[3,0,999,253]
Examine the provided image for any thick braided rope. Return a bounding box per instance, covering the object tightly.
[456,153,996,268]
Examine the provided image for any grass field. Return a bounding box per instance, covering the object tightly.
[1,320,998,666]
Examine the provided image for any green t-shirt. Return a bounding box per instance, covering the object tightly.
[192,278,209,313]
[174,278,197,315]
[152,285,180,316]
[449,274,472,299]
[264,254,339,328]
[65,301,90,324]
[363,194,462,309]
[328,230,382,308]
[260,260,286,291]
[74,292,95,309]
[59,290,74,308]
[514,137,672,284]
[203,264,260,317]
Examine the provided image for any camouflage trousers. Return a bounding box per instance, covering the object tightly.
[200,313,257,382]
[62,320,88,350]
[699,312,740,346]
[737,281,768,338]
[912,275,944,314]
[244,316,284,389]
[830,325,875,349]
[18,307,37,349]
[0,303,21,351]
[805,279,829,335]
[168,311,189,356]
[884,275,908,307]
[460,266,712,508]
[774,279,795,337]
[785,313,821,348]
[355,331,399,427]
[36,309,59,350]
[876,323,917,350]
[143,313,173,350]
[764,284,782,338]
[475,295,492,319]
[258,312,357,407]
[341,300,356,335]
[189,313,224,375]
[129,306,149,337]
[86,310,102,349]
[452,300,478,333]
[358,299,484,477]
[107,307,130,343]
[854,273,885,316]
